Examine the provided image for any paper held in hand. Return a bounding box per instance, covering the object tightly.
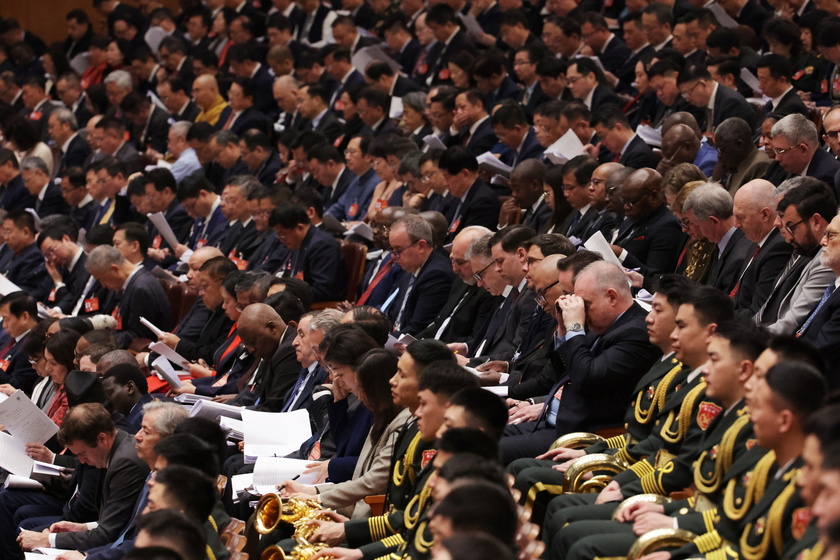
[0,390,59,445]
[583,231,625,269]
[477,152,512,178]
[545,129,586,165]
[252,456,319,495]
[148,341,191,370]
[146,212,180,249]
[242,408,313,464]
[151,355,183,389]
[140,317,166,338]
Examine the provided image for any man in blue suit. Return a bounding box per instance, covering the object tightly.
[387,214,456,335]
[270,204,347,302]
[492,104,543,168]
[1,211,51,303]
[439,147,502,241]
[0,292,39,395]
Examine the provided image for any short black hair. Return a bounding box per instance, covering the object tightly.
[154,465,217,522]
[438,146,478,174]
[684,285,734,326]
[712,320,767,363]
[269,204,309,229]
[405,339,457,369]
[0,291,38,319]
[102,363,149,394]
[134,510,206,560]
[652,274,696,310]
[765,361,827,421]
[756,53,793,82]
[589,104,631,129]
[777,178,838,223]
[418,361,480,399]
[448,388,508,441]
[153,433,219,478]
[432,482,517,549]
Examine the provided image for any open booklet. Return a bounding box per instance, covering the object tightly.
[242,409,313,464]
[0,390,60,444]
[189,399,245,422]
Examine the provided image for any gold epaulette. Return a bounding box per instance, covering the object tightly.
[661,381,707,444]
[739,477,799,560]
[695,530,723,553]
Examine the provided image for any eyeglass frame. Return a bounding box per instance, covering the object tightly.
[472,261,494,282]
[391,239,420,258]
[535,280,559,306]
[620,190,653,208]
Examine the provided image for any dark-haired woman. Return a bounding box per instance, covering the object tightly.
[282,348,410,518]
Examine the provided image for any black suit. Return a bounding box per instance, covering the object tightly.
[388,250,457,335]
[705,227,755,294]
[132,105,169,153]
[800,148,840,188]
[0,332,38,395]
[734,229,792,315]
[483,75,522,109]
[277,225,347,302]
[320,166,356,209]
[231,327,301,411]
[416,280,495,343]
[174,302,234,364]
[800,285,840,389]
[175,100,201,122]
[54,431,150,549]
[522,198,553,233]
[3,243,51,302]
[763,87,809,119]
[23,99,62,143]
[50,251,91,315]
[220,105,272,135]
[310,110,344,144]
[57,134,92,177]
[250,63,277,114]
[391,38,421,73]
[597,36,633,75]
[617,204,687,277]
[500,302,661,461]
[710,84,756,130]
[392,75,422,97]
[618,135,660,169]
[615,45,656,93]
[446,179,502,241]
[588,84,623,113]
[1,174,36,212]
[112,267,173,348]
[460,117,499,158]
[426,30,475,86]
[217,219,259,261]
[35,181,71,219]
[73,198,98,234]
[254,151,283,186]
[559,206,599,239]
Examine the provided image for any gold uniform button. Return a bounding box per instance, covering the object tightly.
[735,498,743,506]
[679,508,690,515]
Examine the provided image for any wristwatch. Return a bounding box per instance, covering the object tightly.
[567,322,584,333]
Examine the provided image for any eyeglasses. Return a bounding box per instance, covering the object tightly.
[785,219,805,235]
[772,144,800,156]
[588,178,607,188]
[450,257,469,268]
[391,240,419,258]
[526,256,543,266]
[825,230,839,242]
[825,129,840,140]
[372,223,390,233]
[535,280,559,306]
[472,261,494,282]
[620,191,652,208]
[680,80,703,100]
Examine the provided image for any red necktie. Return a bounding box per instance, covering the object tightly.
[357,258,394,306]
[223,110,236,130]
[729,245,762,298]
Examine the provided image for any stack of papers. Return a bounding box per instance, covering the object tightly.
[252,456,318,495]
[174,394,212,404]
[147,212,179,248]
[423,135,447,151]
[242,409,312,464]
[343,222,374,242]
[583,231,624,268]
[151,355,184,389]
[148,342,191,370]
[189,399,244,422]
[220,417,244,441]
[0,390,60,444]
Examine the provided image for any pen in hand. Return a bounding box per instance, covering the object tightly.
[276,474,301,492]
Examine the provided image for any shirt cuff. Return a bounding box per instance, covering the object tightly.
[565,331,585,341]
[499,372,509,384]
[618,249,628,263]
[48,533,57,547]
[86,521,98,530]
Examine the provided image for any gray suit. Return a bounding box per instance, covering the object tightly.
[757,247,835,334]
[55,430,150,550]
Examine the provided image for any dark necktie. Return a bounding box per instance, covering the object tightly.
[797,284,836,336]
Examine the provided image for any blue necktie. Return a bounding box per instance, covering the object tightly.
[111,475,151,547]
[282,368,309,412]
[797,284,836,336]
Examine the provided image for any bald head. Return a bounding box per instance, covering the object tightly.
[193,74,218,92]
[191,246,224,265]
[661,124,700,164]
[238,304,288,359]
[533,254,564,286]
[732,179,777,243]
[574,261,633,333]
[662,111,701,138]
[511,159,547,185]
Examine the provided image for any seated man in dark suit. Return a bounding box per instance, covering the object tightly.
[121,92,169,154]
[473,50,522,110]
[438,146,502,240]
[678,63,756,132]
[590,104,660,168]
[100,363,153,433]
[175,173,228,253]
[297,84,344,144]
[48,108,91,177]
[86,245,173,349]
[611,168,687,279]
[157,77,201,122]
[37,223,91,315]
[451,89,498,158]
[0,148,37,212]
[270,204,347,302]
[423,3,476,87]
[59,168,97,232]
[227,42,276,115]
[566,57,621,114]
[386,214,456,334]
[499,260,661,462]
[757,53,809,119]
[20,156,70,218]
[1,210,51,302]
[0,291,39,395]
[682,182,755,294]
[770,113,840,190]
[16,403,149,552]
[503,160,553,232]
[95,117,144,175]
[239,129,283,187]
[581,12,632,76]
[492,104,543,168]
[357,87,399,138]
[365,60,422,99]
[143,168,193,266]
[306,143,356,209]
[216,77,271,136]
[417,225,495,343]
[799,212,840,389]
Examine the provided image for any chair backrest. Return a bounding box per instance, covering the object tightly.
[158,278,184,325]
[341,241,368,302]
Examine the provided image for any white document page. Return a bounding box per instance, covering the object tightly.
[151,356,183,389]
[583,231,625,269]
[0,390,59,444]
[242,409,312,463]
[0,431,34,476]
[146,212,180,248]
[148,342,191,370]
[253,456,318,495]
